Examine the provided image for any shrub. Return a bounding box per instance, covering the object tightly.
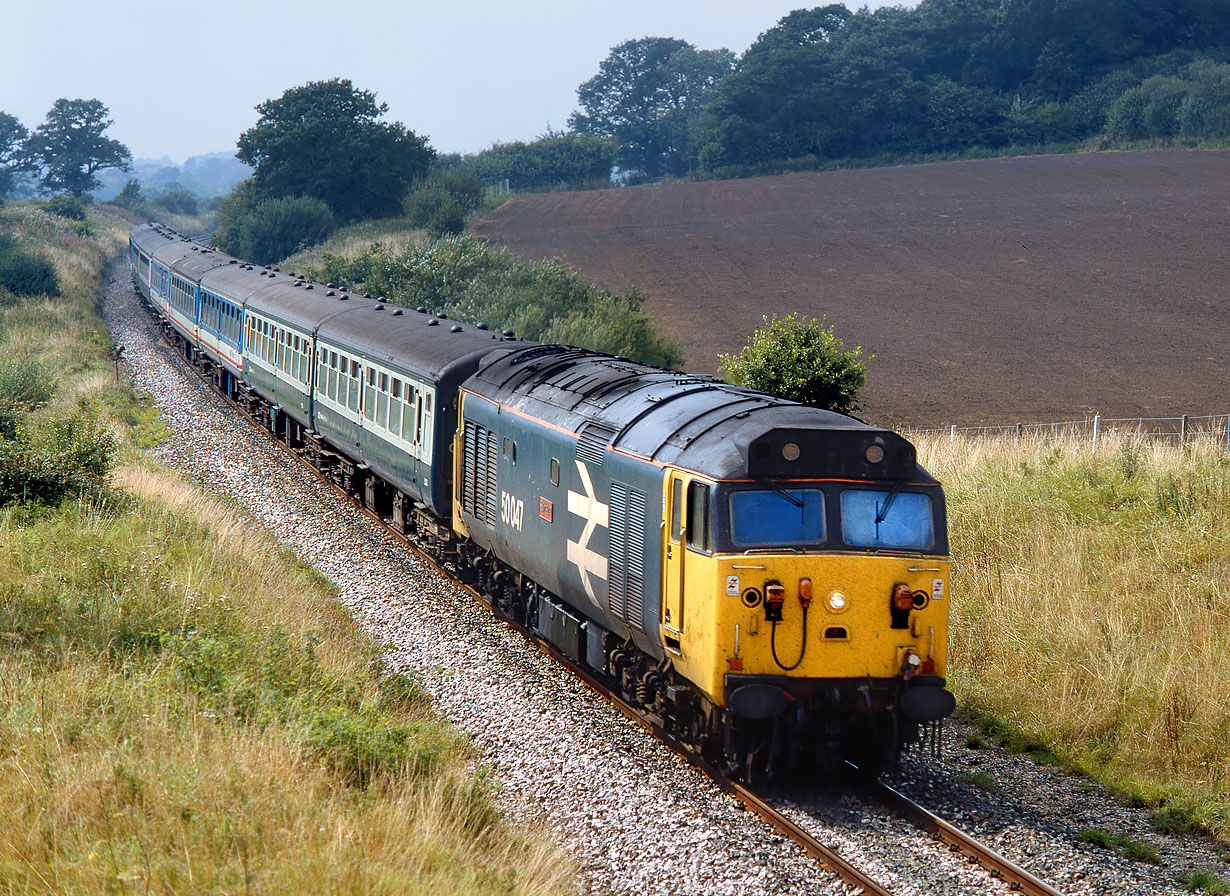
[403,169,483,236]
[719,313,865,413]
[0,247,60,297]
[215,186,337,265]
[44,194,87,221]
[0,407,116,505]
[0,359,55,438]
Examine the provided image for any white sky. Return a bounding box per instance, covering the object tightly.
[4,0,910,164]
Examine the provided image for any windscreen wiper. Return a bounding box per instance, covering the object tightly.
[755,477,805,508]
[874,479,905,539]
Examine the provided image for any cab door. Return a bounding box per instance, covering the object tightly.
[663,472,686,637]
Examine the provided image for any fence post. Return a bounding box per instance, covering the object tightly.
[1091,414,1101,455]
[1015,423,1022,446]
[1181,414,1189,444]
[950,424,957,443]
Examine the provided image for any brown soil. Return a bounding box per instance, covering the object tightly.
[471,150,1230,428]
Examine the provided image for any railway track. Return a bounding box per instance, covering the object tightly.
[147,303,1068,896]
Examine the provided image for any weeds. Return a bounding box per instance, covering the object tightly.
[1176,869,1230,894]
[1076,828,1162,864]
[956,771,998,792]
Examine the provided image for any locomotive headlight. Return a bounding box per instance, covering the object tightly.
[865,444,885,463]
[827,591,848,613]
[782,442,801,462]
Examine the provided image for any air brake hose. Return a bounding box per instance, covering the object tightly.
[770,605,808,671]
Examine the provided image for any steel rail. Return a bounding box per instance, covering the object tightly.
[865,773,1067,896]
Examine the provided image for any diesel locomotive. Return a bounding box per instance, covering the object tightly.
[129,222,955,777]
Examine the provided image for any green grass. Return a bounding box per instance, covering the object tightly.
[1178,868,1230,893]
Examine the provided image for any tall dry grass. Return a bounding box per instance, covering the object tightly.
[918,431,1230,834]
[0,473,573,894]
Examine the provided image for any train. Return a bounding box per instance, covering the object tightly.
[129,222,956,778]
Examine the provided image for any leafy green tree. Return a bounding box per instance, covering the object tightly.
[0,112,32,199]
[110,179,144,212]
[570,38,734,177]
[1107,75,1189,139]
[25,99,131,197]
[237,79,433,222]
[1179,59,1230,138]
[719,313,865,414]
[150,187,199,216]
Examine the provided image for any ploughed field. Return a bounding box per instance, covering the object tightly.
[471,150,1230,428]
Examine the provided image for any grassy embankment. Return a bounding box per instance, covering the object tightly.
[0,201,571,894]
[918,431,1230,839]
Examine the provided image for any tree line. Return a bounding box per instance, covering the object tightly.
[569,0,1230,178]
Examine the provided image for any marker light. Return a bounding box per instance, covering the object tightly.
[782,442,800,461]
[827,591,848,613]
[892,583,914,612]
[866,444,885,463]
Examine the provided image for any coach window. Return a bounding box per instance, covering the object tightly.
[350,361,362,412]
[328,352,338,401]
[377,373,389,428]
[389,379,402,435]
[550,458,559,486]
[686,481,712,554]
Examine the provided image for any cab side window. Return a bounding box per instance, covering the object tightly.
[670,479,683,541]
[686,481,710,553]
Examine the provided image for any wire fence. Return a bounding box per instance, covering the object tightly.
[909,414,1230,452]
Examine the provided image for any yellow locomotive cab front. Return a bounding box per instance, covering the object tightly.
[661,465,955,770]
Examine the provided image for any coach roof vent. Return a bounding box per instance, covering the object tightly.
[428,318,439,326]
[502,329,515,339]
[476,322,489,330]
[374,304,384,311]
[450,325,462,332]
[416,306,427,313]
[392,308,403,316]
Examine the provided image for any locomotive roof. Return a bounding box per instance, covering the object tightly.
[470,345,931,483]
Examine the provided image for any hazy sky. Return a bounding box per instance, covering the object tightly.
[5,1,908,165]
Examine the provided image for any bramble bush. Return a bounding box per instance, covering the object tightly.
[0,359,54,438]
[214,183,337,265]
[44,194,87,221]
[0,406,116,505]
